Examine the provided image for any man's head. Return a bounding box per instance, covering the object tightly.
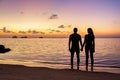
[73,28,78,33]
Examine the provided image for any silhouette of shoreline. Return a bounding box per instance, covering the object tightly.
[0,64,119,80]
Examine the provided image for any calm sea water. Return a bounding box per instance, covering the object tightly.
[0,38,120,73]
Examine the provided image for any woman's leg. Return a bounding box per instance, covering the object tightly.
[90,51,94,71]
[85,49,89,71]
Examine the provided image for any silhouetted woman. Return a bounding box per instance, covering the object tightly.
[82,28,95,71]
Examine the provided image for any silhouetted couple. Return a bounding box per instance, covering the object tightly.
[69,28,95,71]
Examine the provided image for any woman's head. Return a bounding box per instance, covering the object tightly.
[88,28,93,34]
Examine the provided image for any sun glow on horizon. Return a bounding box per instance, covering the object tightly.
[0,0,120,38]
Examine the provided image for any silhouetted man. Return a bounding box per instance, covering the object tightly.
[69,28,82,70]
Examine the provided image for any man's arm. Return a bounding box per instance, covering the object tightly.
[79,35,82,49]
[69,36,71,51]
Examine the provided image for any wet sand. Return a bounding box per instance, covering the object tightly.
[0,64,120,80]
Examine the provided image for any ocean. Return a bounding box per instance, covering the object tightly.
[0,38,120,73]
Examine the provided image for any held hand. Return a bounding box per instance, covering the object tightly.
[81,47,83,51]
[69,48,71,52]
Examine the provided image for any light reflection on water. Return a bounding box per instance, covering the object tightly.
[0,38,120,73]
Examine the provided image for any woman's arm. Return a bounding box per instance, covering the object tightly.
[92,37,95,52]
[81,35,86,51]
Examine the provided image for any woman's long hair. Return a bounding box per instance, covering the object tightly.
[87,28,95,38]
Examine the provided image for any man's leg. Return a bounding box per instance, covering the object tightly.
[76,52,80,70]
[71,51,74,69]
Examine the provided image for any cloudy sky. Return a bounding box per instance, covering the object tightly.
[0,0,120,37]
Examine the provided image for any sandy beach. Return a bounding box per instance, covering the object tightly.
[0,64,120,80]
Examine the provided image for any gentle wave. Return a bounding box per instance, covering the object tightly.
[0,38,120,71]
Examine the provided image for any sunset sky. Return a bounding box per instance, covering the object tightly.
[0,0,120,38]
